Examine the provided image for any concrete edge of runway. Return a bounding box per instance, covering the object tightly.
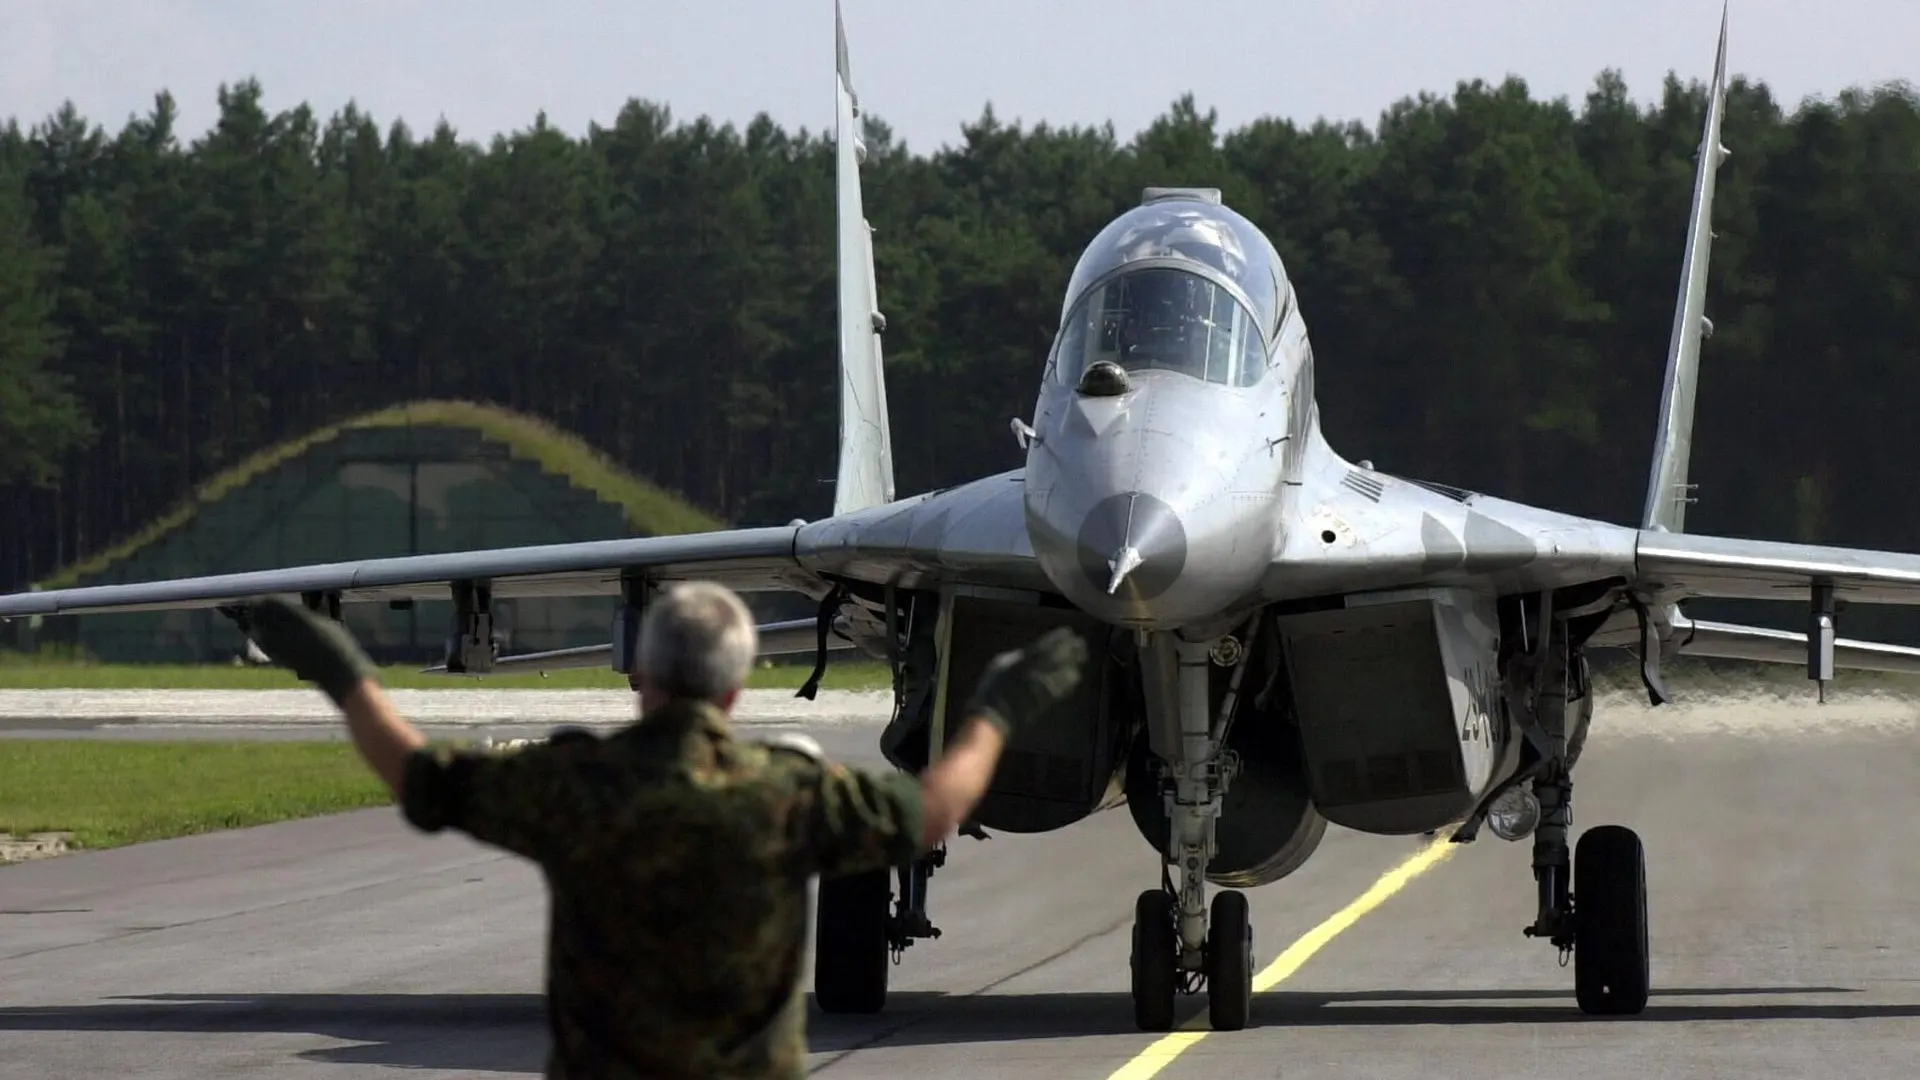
[2,683,1914,734]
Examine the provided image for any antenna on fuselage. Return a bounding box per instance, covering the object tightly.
[1140,187,1222,206]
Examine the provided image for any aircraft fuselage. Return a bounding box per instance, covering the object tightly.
[1021,188,1314,632]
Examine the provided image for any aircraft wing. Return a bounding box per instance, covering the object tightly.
[0,465,1049,626]
[0,527,808,618]
[1636,530,1920,606]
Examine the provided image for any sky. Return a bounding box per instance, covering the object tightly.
[4,1,1918,152]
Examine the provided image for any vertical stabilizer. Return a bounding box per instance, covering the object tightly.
[1642,5,1729,533]
[833,1,896,515]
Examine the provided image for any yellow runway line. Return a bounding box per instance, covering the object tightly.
[1105,835,1460,1080]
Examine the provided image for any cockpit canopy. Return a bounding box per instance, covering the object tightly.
[1051,267,1267,388]
[1050,189,1293,390]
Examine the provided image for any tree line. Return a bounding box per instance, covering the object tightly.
[2,69,1918,634]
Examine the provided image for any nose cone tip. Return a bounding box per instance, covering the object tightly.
[1075,491,1186,602]
[1105,545,1144,594]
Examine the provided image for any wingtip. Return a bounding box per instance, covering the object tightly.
[1714,1,1729,85]
[835,0,852,87]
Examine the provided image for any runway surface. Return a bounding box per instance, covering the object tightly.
[4,682,1920,1078]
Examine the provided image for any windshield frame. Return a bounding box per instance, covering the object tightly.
[1048,260,1273,390]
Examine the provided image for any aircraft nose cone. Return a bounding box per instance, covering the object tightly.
[1076,491,1186,602]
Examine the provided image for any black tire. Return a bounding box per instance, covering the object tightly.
[1131,889,1178,1031]
[1573,824,1650,1016]
[1206,890,1254,1031]
[814,868,891,1014]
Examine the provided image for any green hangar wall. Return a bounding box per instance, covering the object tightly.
[19,401,794,665]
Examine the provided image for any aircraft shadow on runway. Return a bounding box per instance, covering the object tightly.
[0,985,1901,1071]
[0,993,551,1073]
[807,985,1905,1050]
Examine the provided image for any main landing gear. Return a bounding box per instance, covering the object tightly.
[813,841,966,1013]
[1513,765,1650,1016]
[1129,633,1254,1032]
[1475,618,1649,1017]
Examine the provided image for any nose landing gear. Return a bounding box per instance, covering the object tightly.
[1127,632,1256,1032]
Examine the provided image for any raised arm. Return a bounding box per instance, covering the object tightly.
[790,626,1089,877]
[241,596,597,859]
[242,597,423,796]
[916,626,1088,847]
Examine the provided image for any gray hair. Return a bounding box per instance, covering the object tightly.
[636,581,758,702]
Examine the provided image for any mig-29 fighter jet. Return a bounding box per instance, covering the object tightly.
[8,2,1920,1034]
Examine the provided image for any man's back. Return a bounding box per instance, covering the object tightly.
[233,582,1084,1079]
[401,698,927,1079]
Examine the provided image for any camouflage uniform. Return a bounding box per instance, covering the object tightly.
[400,698,926,1080]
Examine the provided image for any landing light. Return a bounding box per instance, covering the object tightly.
[1209,635,1244,667]
[1486,786,1541,842]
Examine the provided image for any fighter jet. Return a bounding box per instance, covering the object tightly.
[6,3,1920,1033]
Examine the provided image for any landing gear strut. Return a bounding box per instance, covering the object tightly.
[1513,623,1650,1016]
[1128,631,1254,1032]
[814,590,982,1017]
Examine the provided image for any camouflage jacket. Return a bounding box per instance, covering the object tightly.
[399,699,928,1079]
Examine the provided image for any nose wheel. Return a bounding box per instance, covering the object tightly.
[1127,629,1259,1033]
[1130,889,1178,1030]
[1129,887,1254,1032]
[1205,890,1253,1030]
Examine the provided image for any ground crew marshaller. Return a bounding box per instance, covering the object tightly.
[238,582,1089,1079]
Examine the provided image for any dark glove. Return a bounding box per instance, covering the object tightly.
[242,597,379,706]
[961,626,1089,737]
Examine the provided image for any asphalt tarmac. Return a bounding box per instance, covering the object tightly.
[3,683,1920,1078]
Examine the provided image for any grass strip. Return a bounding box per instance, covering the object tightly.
[0,741,394,852]
[0,657,893,692]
